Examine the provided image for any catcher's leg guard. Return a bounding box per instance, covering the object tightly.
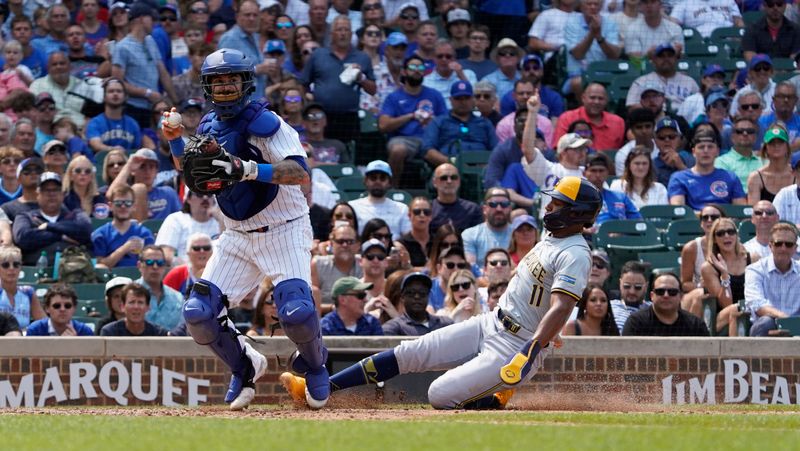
[184,280,266,405]
[329,350,399,391]
[275,278,329,403]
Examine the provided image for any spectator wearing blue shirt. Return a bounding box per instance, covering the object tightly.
[320,276,384,336]
[759,81,800,149]
[30,4,71,59]
[500,54,565,120]
[583,153,642,226]
[668,129,747,211]
[218,0,265,100]
[422,40,478,109]
[0,146,23,205]
[110,2,178,129]
[4,16,48,79]
[85,78,151,154]
[653,117,695,187]
[108,148,181,222]
[136,245,183,331]
[481,38,523,101]
[563,0,622,96]
[421,80,498,166]
[92,185,155,269]
[301,15,377,144]
[457,25,497,81]
[381,54,447,186]
[461,187,514,266]
[100,282,169,337]
[26,284,94,337]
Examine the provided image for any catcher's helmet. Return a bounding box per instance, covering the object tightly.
[541,176,601,231]
[201,49,256,120]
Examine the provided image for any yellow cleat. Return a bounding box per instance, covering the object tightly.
[280,372,307,405]
[493,389,515,409]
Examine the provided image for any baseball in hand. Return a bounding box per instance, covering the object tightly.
[166,111,182,127]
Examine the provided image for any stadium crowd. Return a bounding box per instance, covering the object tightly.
[0,0,799,341]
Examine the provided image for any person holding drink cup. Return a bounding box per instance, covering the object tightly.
[92,184,155,268]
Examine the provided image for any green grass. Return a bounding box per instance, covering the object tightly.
[2,406,800,451]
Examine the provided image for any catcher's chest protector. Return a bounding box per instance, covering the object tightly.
[197,99,280,220]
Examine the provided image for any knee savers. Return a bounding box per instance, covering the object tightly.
[183,280,226,345]
[274,278,318,342]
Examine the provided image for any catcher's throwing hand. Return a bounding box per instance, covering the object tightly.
[161,107,184,141]
[183,134,259,194]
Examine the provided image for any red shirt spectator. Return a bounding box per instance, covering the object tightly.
[553,83,625,151]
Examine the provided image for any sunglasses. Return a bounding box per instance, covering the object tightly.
[38,105,56,112]
[406,63,426,71]
[765,1,785,7]
[700,214,721,222]
[523,64,542,71]
[192,245,212,252]
[412,208,431,216]
[50,302,74,310]
[497,51,517,58]
[488,260,509,267]
[141,259,166,267]
[436,54,454,60]
[190,8,209,13]
[444,262,468,269]
[592,261,607,270]
[276,22,294,29]
[304,111,325,120]
[363,3,383,10]
[487,200,511,209]
[403,289,428,298]
[160,16,177,22]
[302,48,319,55]
[334,238,355,246]
[622,284,644,291]
[1,158,20,166]
[333,212,353,220]
[284,95,302,103]
[107,161,126,168]
[371,233,392,241]
[653,288,680,296]
[112,199,134,208]
[734,128,756,135]
[475,93,493,100]
[740,103,761,111]
[0,261,21,269]
[441,241,458,249]
[438,174,459,182]
[574,130,593,138]
[754,210,776,216]
[714,228,737,237]
[772,240,797,248]
[365,30,382,38]
[345,291,367,300]
[450,281,473,291]
[73,168,93,175]
[752,64,772,73]
[400,14,419,20]
[364,253,386,261]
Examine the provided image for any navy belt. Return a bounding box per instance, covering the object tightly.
[246,216,301,233]
[497,308,521,334]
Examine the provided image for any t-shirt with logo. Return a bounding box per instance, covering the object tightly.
[147,186,182,220]
[667,168,745,211]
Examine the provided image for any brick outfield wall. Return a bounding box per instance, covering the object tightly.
[1,337,798,407]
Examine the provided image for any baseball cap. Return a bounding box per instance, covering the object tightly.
[386,32,408,47]
[38,171,62,188]
[361,238,387,254]
[556,133,591,154]
[764,126,789,144]
[331,277,373,299]
[133,147,159,162]
[703,64,725,78]
[399,2,420,13]
[655,117,681,134]
[511,215,538,232]
[693,129,719,146]
[792,152,800,169]
[105,276,133,295]
[440,245,466,260]
[16,157,44,179]
[705,90,730,108]
[749,54,773,70]
[35,92,55,107]
[520,54,543,70]
[110,2,128,13]
[400,272,432,291]
[591,249,610,267]
[450,80,473,98]
[158,4,178,16]
[654,43,676,56]
[264,39,286,54]
[302,102,325,119]
[129,2,157,20]
[483,187,510,201]
[491,38,523,62]
[640,80,665,96]
[365,160,392,177]
[585,152,611,170]
[446,8,470,24]
[42,140,67,154]
[179,98,204,113]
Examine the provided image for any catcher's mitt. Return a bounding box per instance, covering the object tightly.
[182,134,244,195]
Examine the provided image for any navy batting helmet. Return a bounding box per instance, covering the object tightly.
[541,176,601,231]
[201,49,256,120]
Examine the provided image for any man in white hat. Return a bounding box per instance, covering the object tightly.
[482,38,523,100]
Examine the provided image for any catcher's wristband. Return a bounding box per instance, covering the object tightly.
[169,137,185,158]
[255,163,273,183]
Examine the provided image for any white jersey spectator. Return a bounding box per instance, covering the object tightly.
[156,207,222,265]
[527,7,574,59]
[669,0,742,38]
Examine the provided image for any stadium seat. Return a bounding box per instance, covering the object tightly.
[142,219,164,236]
[777,317,800,336]
[18,267,42,284]
[701,297,717,336]
[684,42,726,59]
[638,250,681,273]
[742,11,764,26]
[664,219,703,250]
[359,109,379,134]
[74,316,104,334]
[738,219,756,242]
[80,298,109,317]
[334,175,367,201]
[681,28,703,46]
[771,58,796,73]
[709,26,745,42]
[318,163,358,180]
[607,74,639,114]
[582,59,639,88]
[91,217,112,230]
[720,204,753,220]
[595,220,665,278]
[734,311,751,336]
[386,189,413,205]
[111,267,141,280]
[455,150,491,203]
[94,150,109,186]
[639,205,695,231]
[72,283,106,301]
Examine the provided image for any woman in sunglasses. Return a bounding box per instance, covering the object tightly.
[426,224,462,278]
[0,145,23,205]
[0,246,43,331]
[562,283,619,336]
[277,85,306,135]
[747,124,793,205]
[438,269,481,323]
[360,218,411,275]
[680,204,726,312]
[62,155,108,218]
[99,149,128,195]
[286,26,317,77]
[398,197,433,268]
[697,218,759,335]
[314,202,360,256]
[274,15,296,44]
[357,24,390,115]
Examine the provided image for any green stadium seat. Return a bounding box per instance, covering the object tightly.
[94,150,109,186]
[738,219,756,242]
[681,28,704,46]
[142,219,164,236]
[771,58,796,73]
[777,317,800,336]
[334,175,367,201]
[720,204,753,219]
[111,267,141,280]
[608,74,639,114]
[684,42,726,58]
[595,220,665,277]
[74,316,104,334]
[72,283,106,301]
[583,59,639,87]
[18,266,42,284]
[639,205,695,231]
[455,150,491,203]
[638,250,680,273]
[774,72,796,84]
[386,189,413,205]
[742,11,764,26]
[735,311,751,336]
[359,109,379,134]
[664,219,703,250]
[91,217,112,230]
[709,26,745,42]
[79,298,109,317]
[318,164,358,180]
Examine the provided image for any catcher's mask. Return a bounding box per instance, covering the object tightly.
[541,176,601,232]
[201,49,255,120]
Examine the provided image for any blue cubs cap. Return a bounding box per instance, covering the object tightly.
[361,238,386,254]
[365,160,392,177]
[38,171,62,188]
[705,90,729,108]
[749,54,773,70]
[16,157,44,179]
[179,98,204,113]
[451,80,473,98]
[703,64,725,77]
[520,54,543,70]
[264,39,286,54]
[386,32,408,47]
[400,272,432,291]
[655,117,681,134]
[654,43,676,55]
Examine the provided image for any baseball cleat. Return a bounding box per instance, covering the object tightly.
[280,372,307,404]
[493,389,515,409]
[228,347,268,411]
